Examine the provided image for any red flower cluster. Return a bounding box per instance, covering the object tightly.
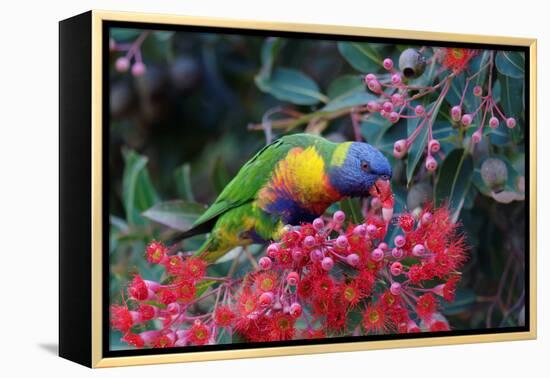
[440,48,478,73]
[111,204,468,348]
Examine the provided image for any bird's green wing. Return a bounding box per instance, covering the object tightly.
[191,136,298,229]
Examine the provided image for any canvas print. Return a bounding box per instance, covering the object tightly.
[106,25,527,352]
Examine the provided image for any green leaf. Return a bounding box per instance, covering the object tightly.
[174,163,195,202]
[339,198,362,223]
[322,92,377,112]
[406,117,430,185]
[495,51,525,78]
[255,67,327,105]
[435,148,474,221]
[337,42,383,72]
[498,74,524,119]
[212,157,232,195]
[327,75,364,98]
[142,200,206,231]
[257,37,284,81]
[324,75,376,111]
[122,149,160,226]
[195,279,218,298]
[110,28,141,41]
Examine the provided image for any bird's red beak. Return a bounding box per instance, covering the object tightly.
[369,178,394,223]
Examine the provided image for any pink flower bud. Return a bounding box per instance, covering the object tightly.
[371,248,384,262]
[115,57,130,72]
[473,85,482,97]
[506,117,516,128]
[451,105,462,122]
[366,224,378,236]
[310,249,323,262]
[383,58,394,71]
[286,271,300,286]
[312,217,325,231]
[335,235,349,249]
[425,156,438,172]
[390,262,403,276]
[259,256,272,270]
[394,235,406,248]
[267,243,279,258]
[302,235,316,248]
[166,302,180,315]
[367,80,381,93]
[353,224,367,236]
[292,248,304,262]
[365,73,376,83]
[367,101,381,112]
[259,292,274,307]
[383,102,394,113]
[333,210,346,223]
[461,114,473,126]
[421,212,433,225]
[412,244,425,257]
[289,302,302,318]
[428,139,440,153]
[389,112,400,123]
[391,73,402,85]
[415,105,425,116]
[391,93,404,106]
[131,61,146,77]
[393,139,408,158]
[489,116,499,129]
[378,242,389,251]
[390,282,402,295]
[392,247,404,259]
[346,253,360,266]
[472,130,482,144]
[321,256,334,271]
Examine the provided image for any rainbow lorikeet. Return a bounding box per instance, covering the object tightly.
[174,133,393,263]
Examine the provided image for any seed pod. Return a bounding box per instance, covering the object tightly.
[481,158,508,193]
[398,48,426,79]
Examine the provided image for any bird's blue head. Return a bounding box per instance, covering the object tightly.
[329,142,392,198]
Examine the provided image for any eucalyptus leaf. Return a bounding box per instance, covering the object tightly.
[255,67,327,106]
[142,200,207,231]
[495,51,525,78]
[435,148,473,221]
[337,42,383,72]
[122,149,160,226]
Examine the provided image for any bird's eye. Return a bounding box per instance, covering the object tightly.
[380,174,390,181]
[361,161,369,171]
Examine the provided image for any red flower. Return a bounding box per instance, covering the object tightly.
[110,305,137,333]
[341,281,363,307]
[238,290,258,316]
[121,332,144,348]
[157,288,177,305]
[362,303,389,334]
[269,313,296,341]
[398,214,415,232]
[254,272,278,293]
[214,305,236,327]
[187,321,211,345]
[164,255,184,275]
[441,48,477,73]
[442,278,458,302]
[145,240,168,264]
[182,257,207,281]
[127,275,149,301]
[154,332,176,348]
[416,293,438,321]
[429,320,450,332]
[138,304,157,321]
[176,280,196,303]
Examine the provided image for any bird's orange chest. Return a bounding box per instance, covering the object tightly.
[257,146,341,222]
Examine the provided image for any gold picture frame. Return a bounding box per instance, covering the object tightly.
[59,10,537,368]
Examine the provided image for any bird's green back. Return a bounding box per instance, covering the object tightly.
[192,133,335,229]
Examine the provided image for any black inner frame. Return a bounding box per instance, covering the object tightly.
[102,20,531,359]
